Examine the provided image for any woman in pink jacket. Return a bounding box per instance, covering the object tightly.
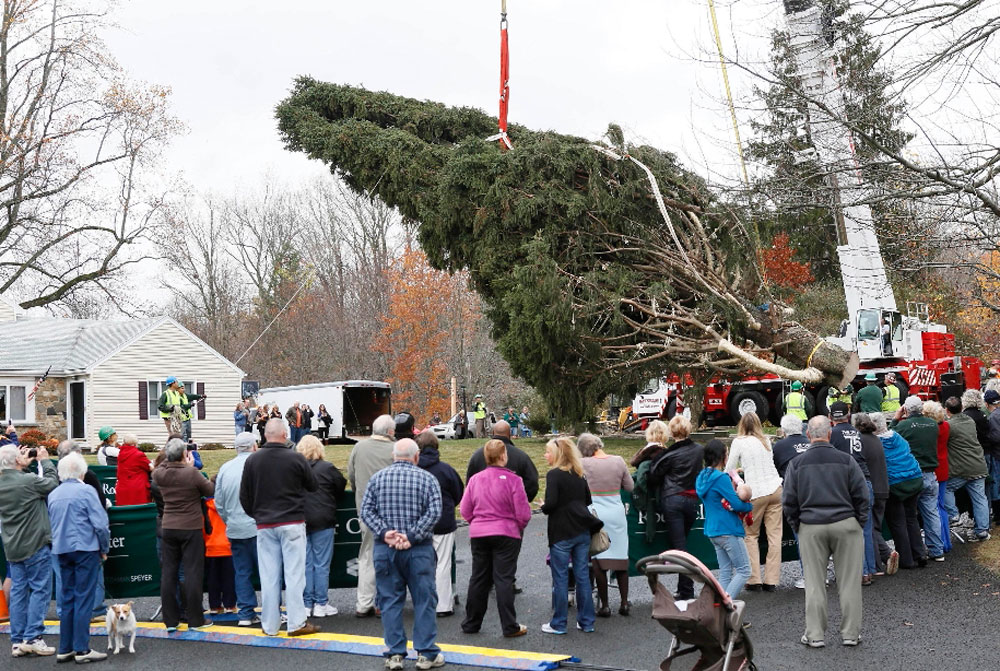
[460,439,533,638]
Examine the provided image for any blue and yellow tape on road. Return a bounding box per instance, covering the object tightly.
[0,621,574,670]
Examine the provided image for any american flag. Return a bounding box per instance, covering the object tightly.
[26,365,51,401]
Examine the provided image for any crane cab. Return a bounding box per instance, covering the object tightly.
[852,303,947,362]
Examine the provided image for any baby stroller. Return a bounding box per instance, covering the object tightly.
[637,550,755,671]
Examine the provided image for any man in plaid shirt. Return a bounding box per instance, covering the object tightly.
[361,438,444,670]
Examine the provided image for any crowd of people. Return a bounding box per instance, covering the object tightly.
[4,384,1000,663]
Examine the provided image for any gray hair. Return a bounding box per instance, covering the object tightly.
[58,452,88,481]
[779,414,803,436]
[392,438,419,461]
[805,415,832,440]
[577,433,604,457]
[962,388,986,411]
[372,414,396,438]
[120,433,138,446]
[0,444,18,470]
[264,417,288,442]
[57,440,81,459]
[872,412,889,433]
[234,431,257,453]
[164,438,187,462]
[903,395,924,416]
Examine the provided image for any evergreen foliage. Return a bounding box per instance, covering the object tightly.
[276,79,852,419]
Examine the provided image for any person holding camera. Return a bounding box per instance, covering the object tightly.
[0,443,60,657]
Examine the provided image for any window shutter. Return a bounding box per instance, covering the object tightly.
[138,381,148,420]
[197,382,206,420]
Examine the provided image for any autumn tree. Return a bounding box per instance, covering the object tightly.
[0,0,180,309]
[373,246,464,419]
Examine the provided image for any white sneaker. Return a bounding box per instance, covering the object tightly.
[11,644,27,658]
[385,654,405,670]
[415,652,445,670]
[313,604,338,617]
[19,639,55,656]
[74,649,109,663]
[794,578,806,589]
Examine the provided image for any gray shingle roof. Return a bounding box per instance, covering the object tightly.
[0,317,162,374]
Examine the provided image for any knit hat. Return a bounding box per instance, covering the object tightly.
[234,432,257,452]
[98,426,116,442]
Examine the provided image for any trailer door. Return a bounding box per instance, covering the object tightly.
[342,385,392,437]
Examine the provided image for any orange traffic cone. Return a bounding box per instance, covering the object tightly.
[0,587,9,622]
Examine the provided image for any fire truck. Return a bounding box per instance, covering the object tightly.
[624,0,981,430]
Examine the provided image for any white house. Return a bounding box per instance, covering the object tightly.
[0,298,244,447]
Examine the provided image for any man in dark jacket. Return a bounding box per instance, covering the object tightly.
[982,389,1000,524]
[416,430,464,617]
[773,415,810,480]
[240,418,318,637]
[467,421,538,502]
[783,415,868,648]
[892,395,942,561]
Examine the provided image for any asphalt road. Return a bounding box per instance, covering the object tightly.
[19,516,1000,671]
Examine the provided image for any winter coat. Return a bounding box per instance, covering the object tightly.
[418,446,465,535]
[467,437,539,502]
[782,442,869,532]
[653,438,706,500]
[460,466,532,539]
[696,468,752,538]
[893,414,939,470]
[114,443,152,506]
[239,442,317,527]
[302,459,347,533]
[946,412,989,479]
[879,431,922,485]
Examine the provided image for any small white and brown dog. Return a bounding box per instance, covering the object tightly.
[106,602,137,654]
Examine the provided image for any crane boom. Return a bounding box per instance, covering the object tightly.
[782,0,897,342]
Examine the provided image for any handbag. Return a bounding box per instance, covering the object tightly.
[587,508,610,557]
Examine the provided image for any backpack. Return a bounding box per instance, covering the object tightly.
[633,453,667,543]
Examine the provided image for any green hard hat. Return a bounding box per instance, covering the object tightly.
[844,384,854,393]
[865,372,877,381]
[791,381,803,391]
[98,426,116,441]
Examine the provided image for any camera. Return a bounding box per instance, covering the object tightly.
[27,448,37,459]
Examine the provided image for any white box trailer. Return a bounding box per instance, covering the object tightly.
[257,380,392,441]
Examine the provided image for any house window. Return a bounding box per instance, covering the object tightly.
[146,380,197,420]
[0,382,32,422]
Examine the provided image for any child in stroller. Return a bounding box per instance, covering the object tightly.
[638,550,756,671]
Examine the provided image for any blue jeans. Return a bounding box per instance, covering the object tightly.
[8,545,52,643]
[986,454,1000,502]
[863,481,876,574]
[230,537,259,621]
[709,535,751,599]
[548,532,595,632]
[304,528,335,608]
[57,551,101,654]
[944,476,990,535]
[257,523,308,635]
[51,552,101,617]
[374,541,439,657]
[918,472,943,557]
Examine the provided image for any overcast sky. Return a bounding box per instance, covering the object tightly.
[103,0,785,195]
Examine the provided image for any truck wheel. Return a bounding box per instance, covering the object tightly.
[729,391,769,425]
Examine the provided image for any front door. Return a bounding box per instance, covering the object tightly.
[69,381,85,440]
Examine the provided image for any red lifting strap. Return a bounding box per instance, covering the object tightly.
[497,16,511,149]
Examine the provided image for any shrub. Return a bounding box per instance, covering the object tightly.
[17,429,49,447]
[138,442,158,453]
[200,443,225,451]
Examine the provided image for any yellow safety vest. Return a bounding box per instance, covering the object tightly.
[881,385,901,412]
[180,392,193,421]
[473,402,486,421]
[837,392,852,407]
[785,392,807,420]
[159,388,182,419]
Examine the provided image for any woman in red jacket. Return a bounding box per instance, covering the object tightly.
[115,433,153,505]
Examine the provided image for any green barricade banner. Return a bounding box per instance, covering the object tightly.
[624,489,800,574]
[330,492,362,588]
[88,464,119,506]
[104,503,160,598]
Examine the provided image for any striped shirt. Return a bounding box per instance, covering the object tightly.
[360,461,442,544]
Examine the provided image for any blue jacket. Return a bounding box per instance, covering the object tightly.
[418,447,465,535]
[696,467,752,538]
[880,431,922,485]
[214,452,257,539]
[47,479,110,555]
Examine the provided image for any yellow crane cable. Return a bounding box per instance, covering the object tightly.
[706,0,749,186]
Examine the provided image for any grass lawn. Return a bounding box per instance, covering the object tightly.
[87,432,743,503]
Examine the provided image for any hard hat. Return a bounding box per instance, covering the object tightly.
[844,384,854,393]
[98,426,116,442]
[885,372,896,382]
[791,381,803,391]
[864,372,877,381]
[166,376,177,385]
